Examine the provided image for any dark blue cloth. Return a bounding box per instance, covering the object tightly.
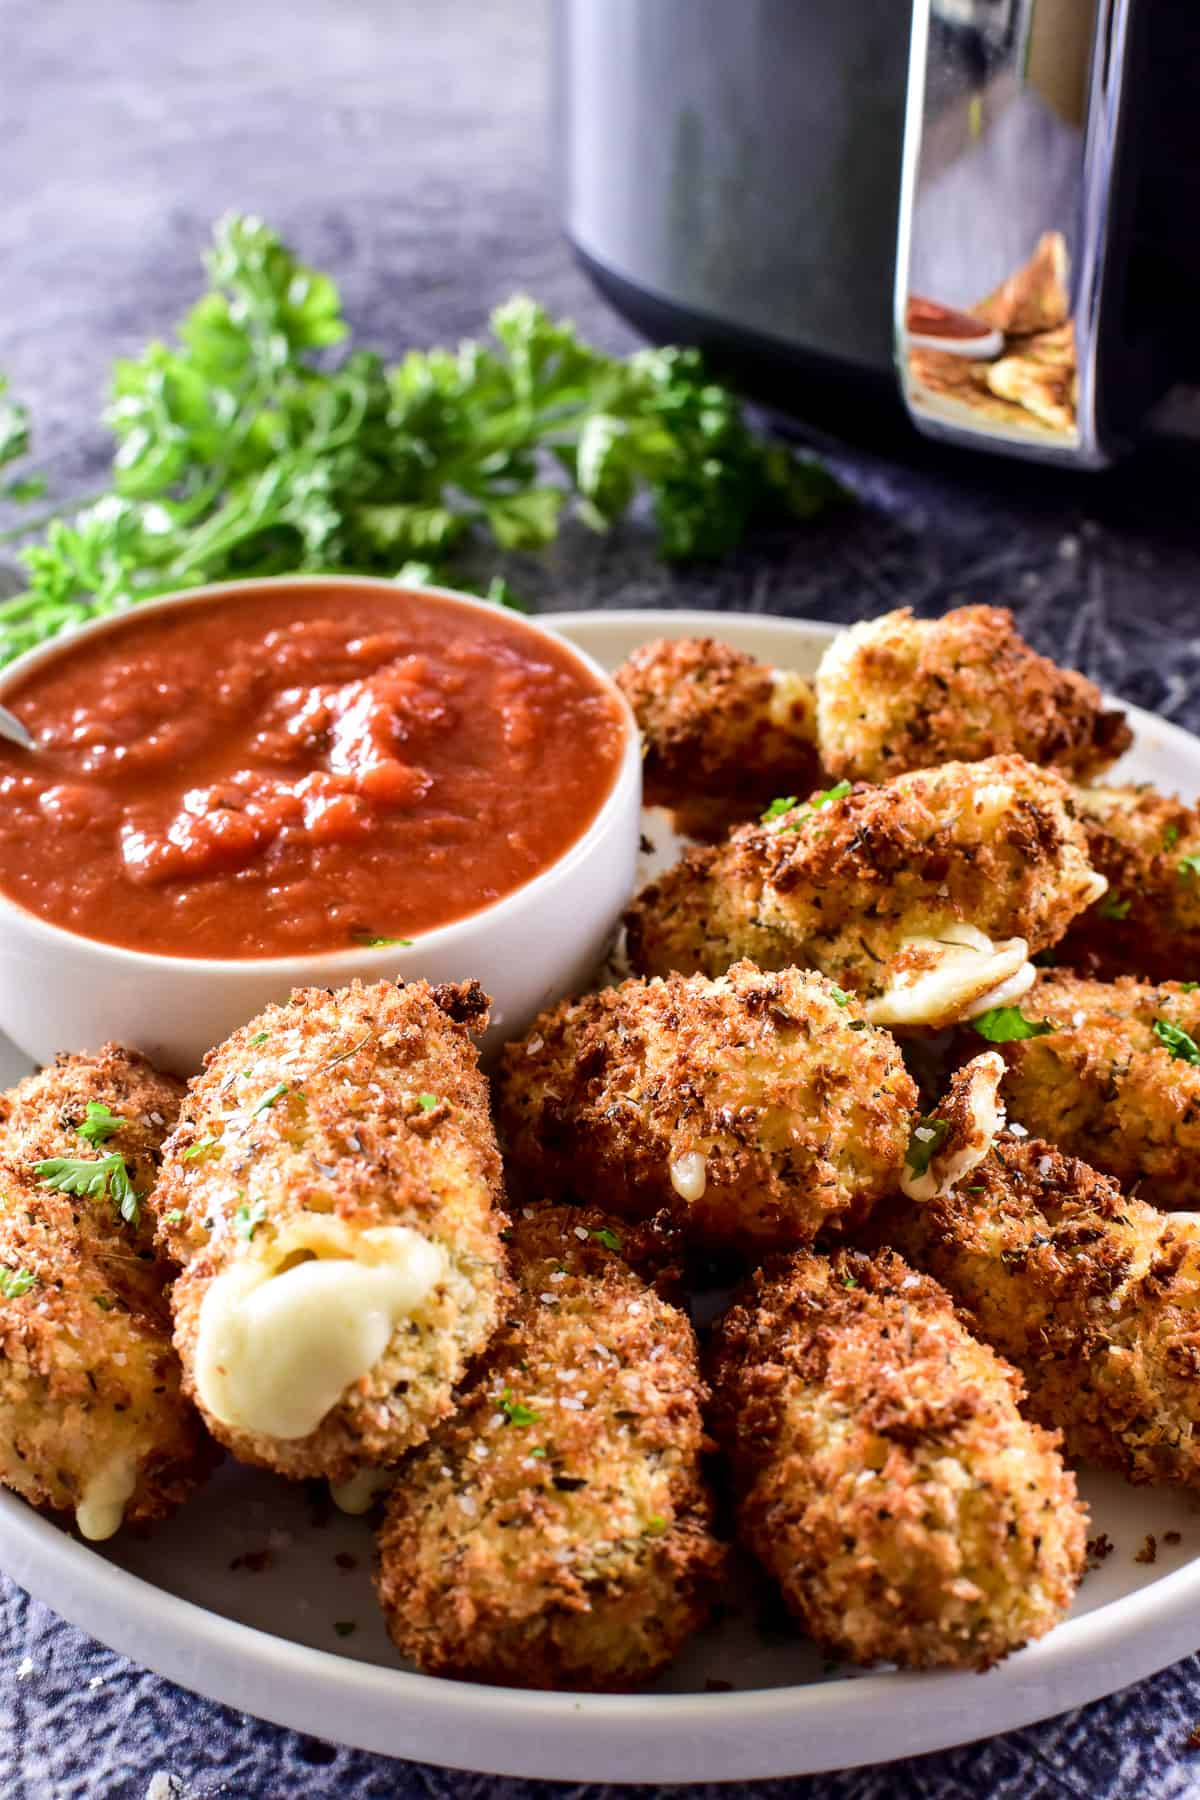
[3,1,1200,1793]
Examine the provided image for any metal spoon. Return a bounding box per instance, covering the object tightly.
[0,705,36,752]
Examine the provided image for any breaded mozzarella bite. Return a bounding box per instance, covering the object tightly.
[615,635,822,840]
[159,979,509,1485]
[708,1247,1086,1670]
[625,755,1105,1031]
[876,1060,1200,1488]
[496,961,917,1250]
[0,1048,213,1539]
[376,1204,724,1689]
[815,605,1129,784]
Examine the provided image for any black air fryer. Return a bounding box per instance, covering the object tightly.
[554,0,1200,466]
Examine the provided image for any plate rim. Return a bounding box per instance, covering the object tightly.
[3,604,1199,1783]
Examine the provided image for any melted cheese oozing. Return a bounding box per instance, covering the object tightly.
[867,923,1030,1029]
[194,1221,448,1441]
[76,1453,139,1541]
[670,1150,708,1203]
[902,1051,1006,1204]
[330,1467,396,1515]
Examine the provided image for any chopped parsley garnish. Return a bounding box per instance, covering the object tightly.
[644,1514,668,1536]
[591,1226,622,1251]
[0,1266,36,1298]
[182,1136,221,1161]
[248,1031,270,1047]
[352,931,413,949]
[76,1101,125,1146]
[1178,855,1200,881]
[529,1446,547,1459]
[500,1388,540,1427]
[972,1006,1055,1043]
[1152,1017,1200,1066]
[35,1153,140,1224]
[163,1209,185,1225]
[848,1019,868,1031]
[905,1116,950,1178]
[776,780,853,832]
[1097,892,1131,920]
[1164,824,1181,851]
[829,985,850,1007]
[761,795,798,824]
[251,1083,289,1117]
[93,1294,114,1311]
[1180,982,1200,993]
[842,1274,859,1288]
[416,1093,440,1113]
[235,1198,269,1241]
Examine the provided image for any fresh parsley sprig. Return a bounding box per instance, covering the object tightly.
[0,216,842,665]
[765,781,852,833]
[34,1152,141,1224]
[76,1100,125,1146]
[972,1006,1055,1043]
[1152,1017,1200,1066]
[905,1116,950,1179]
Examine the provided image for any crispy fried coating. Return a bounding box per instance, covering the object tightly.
[160,979,509,1484]
[1059,783,1200,981]
[376,1204,724,1689]
[987,971,1200,1209]
[0,1045,185,1312]
[625,755,1106,1030]
[496,961,916,1250]
[707,1247,1084,1670]
[814,606,1129,785]
[0,1048,214,1538]
[615,635,822,840]
[874,1101,1200,1487]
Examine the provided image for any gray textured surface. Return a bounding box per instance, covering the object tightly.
[4,1,1200,1795]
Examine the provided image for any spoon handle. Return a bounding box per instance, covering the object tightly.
[0,704,36,752]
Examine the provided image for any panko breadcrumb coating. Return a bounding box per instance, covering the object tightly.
[707,1247,1085,1670]
[814,606,1130,785]
[159,979,509,1484]
[376,1204,724,1689]
[1,1045,185,1313]
[625,755,1106,1030]
[0,1048,214,1539]
[1058,783,1200,981]
[615,635,822,840]
[874,1074,1200,1487]
[496,961,917,1249]
[986,971,1200,1209]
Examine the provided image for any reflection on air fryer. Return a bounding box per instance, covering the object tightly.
[904,231,1079,444]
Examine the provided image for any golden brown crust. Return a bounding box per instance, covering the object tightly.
[1059,784,1200,981]
[874,1135,1200,1487]
[814,607,1129,785]
[160,979,510,1482]
[974,231,1071,335]
[496,962,917,1250]
[707,1247,1085,1670]
[376,1204,724,1689]
[615,636,822,839]
[624,756,1103,1026]
[0,1045,185,1311]
[0,1050,214,1530]
[988,971,1200,1209]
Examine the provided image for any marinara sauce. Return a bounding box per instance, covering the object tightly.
[0,585,628,958]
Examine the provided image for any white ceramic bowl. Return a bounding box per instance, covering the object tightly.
[0,576,641,1072]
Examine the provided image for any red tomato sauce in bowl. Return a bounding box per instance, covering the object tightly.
[0,583,629,959]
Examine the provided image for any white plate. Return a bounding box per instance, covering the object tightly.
[3,607,1200,1785]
